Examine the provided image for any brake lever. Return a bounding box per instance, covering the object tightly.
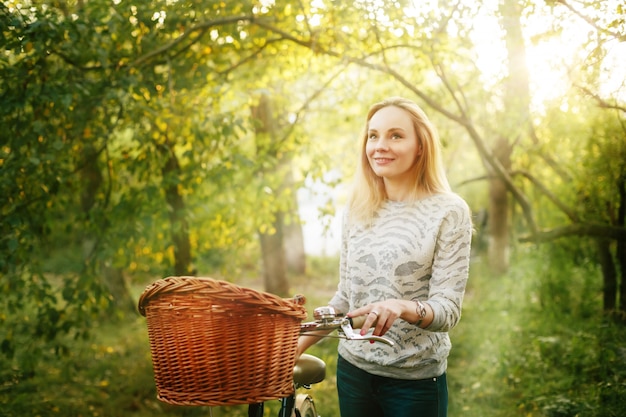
[340,318,395,347]
[300,307,395,347]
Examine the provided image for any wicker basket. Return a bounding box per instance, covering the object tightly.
[138,276,307,406]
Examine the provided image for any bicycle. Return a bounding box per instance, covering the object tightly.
[248,305,394,417]
[138,277,393,417]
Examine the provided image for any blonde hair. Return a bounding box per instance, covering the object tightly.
[348,97,451,224]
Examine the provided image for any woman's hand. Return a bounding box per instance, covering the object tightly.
[348,299,433,336]
[347,300,405,337]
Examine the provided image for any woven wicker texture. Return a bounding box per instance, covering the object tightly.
[138,276,307,406]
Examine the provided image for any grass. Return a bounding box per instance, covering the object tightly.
[447,256,529,416]
[448,249,626,417]
[2,252,625,416]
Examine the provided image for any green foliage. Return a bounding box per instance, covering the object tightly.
[576,112,626,226]
[498,246,622,415]
[1,0,343,372]
[448,248,626,417]
[527,100,626,229]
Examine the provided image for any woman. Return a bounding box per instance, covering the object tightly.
[297,97,472,417]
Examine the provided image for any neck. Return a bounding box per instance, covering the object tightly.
[384,180,413,202]
[384,180,430,202]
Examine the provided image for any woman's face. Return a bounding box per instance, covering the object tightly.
[365,105,421,186]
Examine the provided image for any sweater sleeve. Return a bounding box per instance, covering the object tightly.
[328,208,350,314]
[426,197,472,332]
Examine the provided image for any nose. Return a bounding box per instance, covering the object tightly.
[374,137,389,151]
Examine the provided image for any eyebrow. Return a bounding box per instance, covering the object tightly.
[367,127,407,133]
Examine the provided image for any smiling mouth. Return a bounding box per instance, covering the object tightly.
[374,158,394,164]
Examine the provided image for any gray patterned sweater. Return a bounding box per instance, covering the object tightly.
[329,193,472,380]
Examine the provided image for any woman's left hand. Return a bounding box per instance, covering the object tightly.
[347,299,411,337]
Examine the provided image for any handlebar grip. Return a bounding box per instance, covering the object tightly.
[348,315,366,329]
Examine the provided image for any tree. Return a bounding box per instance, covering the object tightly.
[4,0,626,381]
[252,93,290,296]
[243,0,626,314]
[1,0,342,368]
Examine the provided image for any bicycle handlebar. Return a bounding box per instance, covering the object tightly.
[300,306,395,347]
[347,315,367,330]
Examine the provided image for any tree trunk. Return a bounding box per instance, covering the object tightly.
[487,0,531,274]
[284,218,306,275]
[616,170,626,320]
[283,167,306,275]
[252,93,291,296]
[80,144,134,312]
[160,143,193,276]
[259,212,289,296]
[597,238,617,312]
[488,138,511,274]
[102,263,136,312]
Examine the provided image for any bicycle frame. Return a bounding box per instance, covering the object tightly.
[247,396,294,417]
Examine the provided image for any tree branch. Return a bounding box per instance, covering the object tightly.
[511,169,580,222]
[528,125,574,182]
[217,39,280,77]
[555,0,626,42]
[130,15,255,68]
[577,84,626,113]
[430,57,470,121]
[279,63,349,144]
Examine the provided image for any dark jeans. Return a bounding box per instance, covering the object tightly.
[336,355,448,417]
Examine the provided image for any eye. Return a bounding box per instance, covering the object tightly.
[391,133,402,140]
[368,133,378,140]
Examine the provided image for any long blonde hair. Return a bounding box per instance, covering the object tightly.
[348,97,451,224]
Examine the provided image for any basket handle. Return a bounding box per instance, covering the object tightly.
[138,276,307,319]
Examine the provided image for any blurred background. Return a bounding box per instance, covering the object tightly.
[1,0,624,416]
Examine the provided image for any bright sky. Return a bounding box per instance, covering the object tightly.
[468,0,625,112]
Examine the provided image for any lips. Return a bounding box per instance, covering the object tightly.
[374,157,394,165]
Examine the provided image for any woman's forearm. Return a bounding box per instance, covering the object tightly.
[296,330,332,358]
